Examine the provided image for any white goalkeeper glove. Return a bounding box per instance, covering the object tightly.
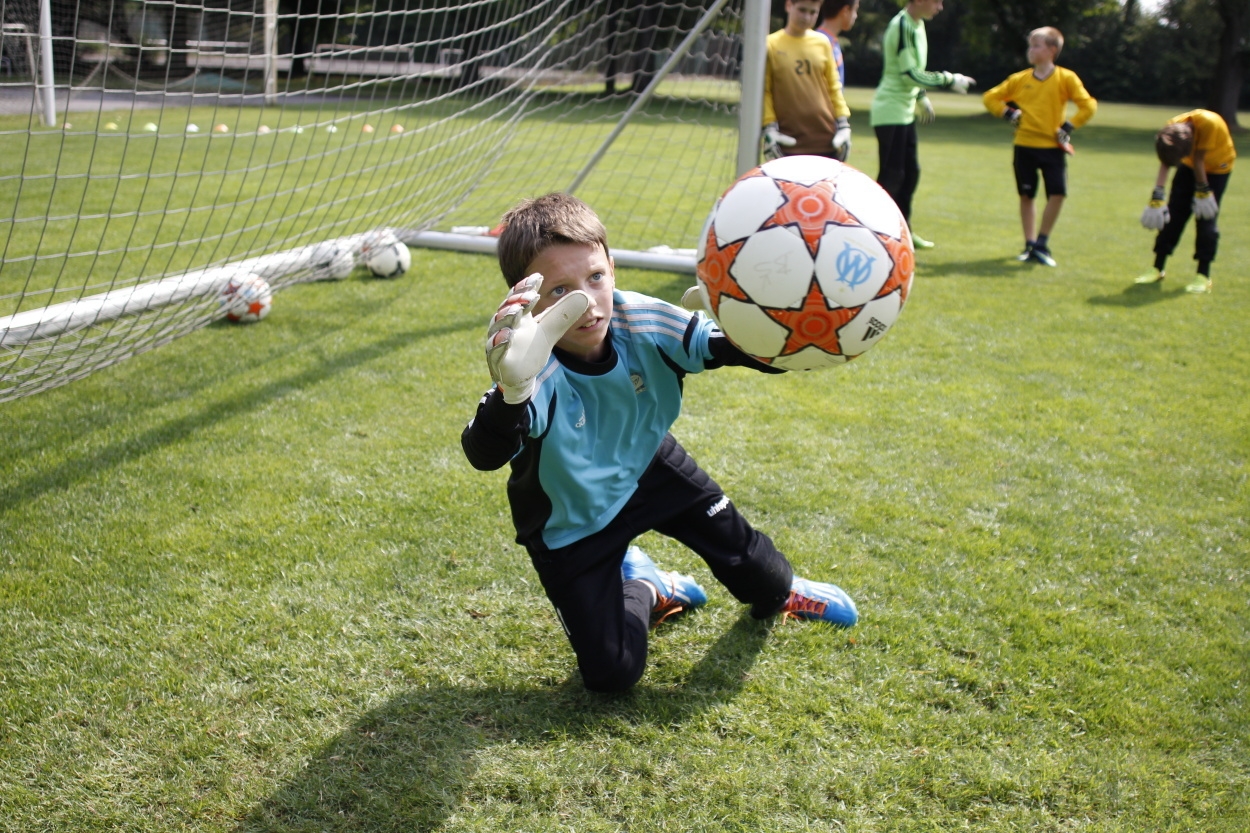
[1140,187,1169,230]
[832,117,852,161]
[485,274,589,404]
[948,73,975,94]
[1003,106,1022,127]
[680,285,710,315]
[762,122,797,161]
[1193,182,1219,220]
[916,94,936,124]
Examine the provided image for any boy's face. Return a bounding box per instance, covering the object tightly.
[836,2,860,31]
[909,0,944,20]
[1027,36,1057,66]
[785,0,822,34]
[527,241,615,363]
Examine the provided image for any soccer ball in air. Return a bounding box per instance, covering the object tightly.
[363,232,412,278]
[693,156,915,371]
[219,273,273,323]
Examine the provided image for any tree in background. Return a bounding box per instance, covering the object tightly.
[1209,0,1248,126]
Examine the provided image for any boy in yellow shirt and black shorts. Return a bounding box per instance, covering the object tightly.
[982,26,1096,267]
[1137,109,1236,294]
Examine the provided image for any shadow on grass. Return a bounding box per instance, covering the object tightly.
[913,256,1024,279]
[0,318,479,514]
[238,611,775,831]
[1086,282,1189,307]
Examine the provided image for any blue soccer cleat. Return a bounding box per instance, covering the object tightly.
[781,577,858,628]
[621,546,707,625]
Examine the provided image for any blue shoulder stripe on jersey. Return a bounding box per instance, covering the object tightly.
[614,299,691,340]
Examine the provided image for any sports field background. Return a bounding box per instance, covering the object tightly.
[1,90,1247,831]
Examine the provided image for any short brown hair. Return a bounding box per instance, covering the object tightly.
[1029,27,1064,56]
[821,0,855,19]
[1156,122,1194,167]
[496,193,610,286]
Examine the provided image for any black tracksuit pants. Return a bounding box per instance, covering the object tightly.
[525,433,793,692]
[1154,165,1231,274]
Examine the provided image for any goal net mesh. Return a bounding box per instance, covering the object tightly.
[0,0,747,400]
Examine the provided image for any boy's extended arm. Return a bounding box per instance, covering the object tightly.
[706,334,787,374]
[462,388,530,471]
[1141,163,1171,230]
[1191,149,1219,219]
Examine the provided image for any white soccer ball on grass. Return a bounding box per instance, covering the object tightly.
[363,232,412,278]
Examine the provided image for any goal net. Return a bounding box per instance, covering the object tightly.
[0,0,760,401]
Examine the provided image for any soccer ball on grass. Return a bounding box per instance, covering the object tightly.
[219,273,273,323]
[693,156,914,371]
[363,232,412,278]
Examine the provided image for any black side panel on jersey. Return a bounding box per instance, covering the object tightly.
[506,393,558,552]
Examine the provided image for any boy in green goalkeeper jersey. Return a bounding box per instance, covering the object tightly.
[982,26,1097,268]
[869,0,974,248]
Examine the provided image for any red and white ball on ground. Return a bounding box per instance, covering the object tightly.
[219,272,273,323]
[694,155,915,370]
[362,231,412,278]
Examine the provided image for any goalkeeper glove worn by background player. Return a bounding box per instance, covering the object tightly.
[762,122,796,161]
[1193,182,1219,219]
[1140,187,1170,230]
[1056,121,1075,155]
[832,117,851,161]
[486,274,589,404]
[916,94,936,124]
[948,73,975,94]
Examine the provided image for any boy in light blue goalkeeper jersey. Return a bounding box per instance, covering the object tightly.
[462,193,858,693]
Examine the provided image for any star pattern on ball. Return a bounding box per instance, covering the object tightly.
[765,178,855,257]
[764,279,859,358]
[699,226,749,316]
[879,233,915,301]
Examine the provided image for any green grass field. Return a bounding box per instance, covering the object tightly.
[1,91,1247,831]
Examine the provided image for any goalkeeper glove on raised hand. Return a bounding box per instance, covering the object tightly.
[1140,187,1170,230]
[1193,182,1219,219]
[948,73,975,94]
[916,93,936,124]
[485,274,589,404]
[762,122,797,161]
[832,117,852,161]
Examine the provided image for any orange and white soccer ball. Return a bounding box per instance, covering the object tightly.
[219,273,272,323]
[694,156,915,370]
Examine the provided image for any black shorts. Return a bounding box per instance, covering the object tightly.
[525,434,794,691]
[1013,145,1067,199]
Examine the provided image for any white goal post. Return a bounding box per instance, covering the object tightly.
[0,0,770,401]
